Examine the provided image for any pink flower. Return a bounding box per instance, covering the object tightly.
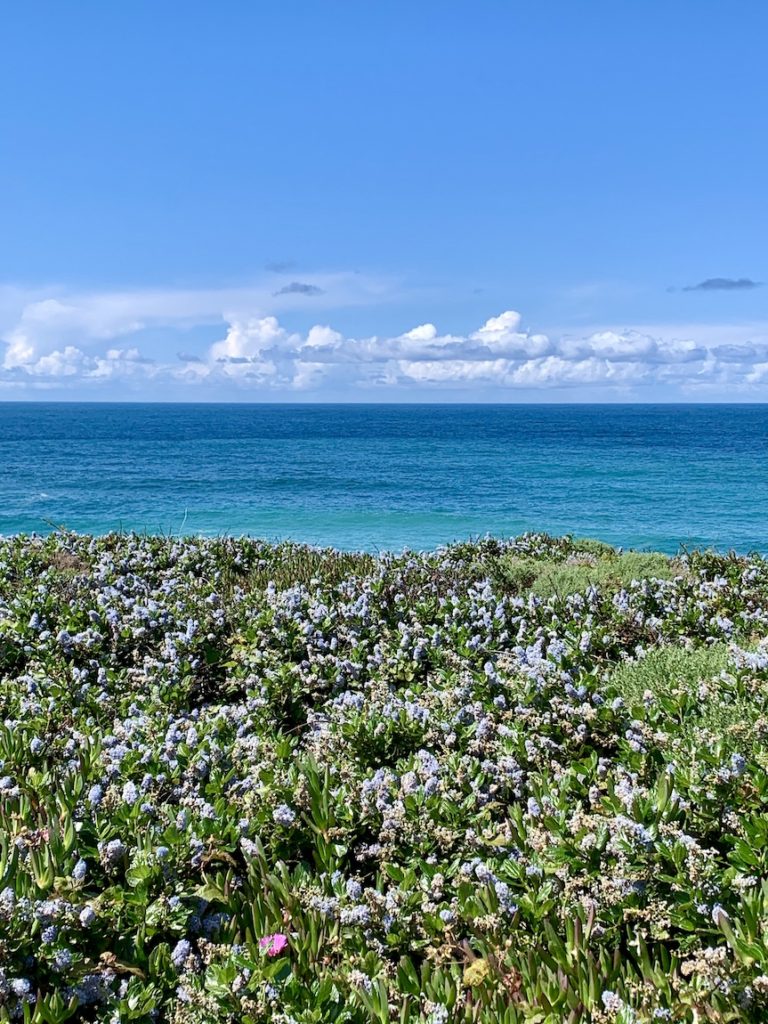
[259,932,289,957]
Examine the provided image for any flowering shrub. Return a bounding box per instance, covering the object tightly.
[1,530,768,1022]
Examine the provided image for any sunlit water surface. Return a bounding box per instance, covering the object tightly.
[0,403,765,553]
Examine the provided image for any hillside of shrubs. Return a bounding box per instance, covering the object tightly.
[1,531,768,1023]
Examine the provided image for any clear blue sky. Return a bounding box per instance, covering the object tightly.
[1,1,766,400]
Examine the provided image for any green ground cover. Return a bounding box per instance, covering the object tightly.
[1,531,768,1023]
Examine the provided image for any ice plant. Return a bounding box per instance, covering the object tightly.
[259,932,289,957]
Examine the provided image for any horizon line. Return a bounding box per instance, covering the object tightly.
[1,398,768,408]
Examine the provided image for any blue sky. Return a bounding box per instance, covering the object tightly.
[1,1,766,400]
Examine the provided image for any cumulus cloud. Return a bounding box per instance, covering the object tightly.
[470,310,551,358]
[302,325,345,352]
[0,271,384,369]
[682,277,762,292]
[210,316,290,363]
[397,354,651,389]
[292,361,328,389]
[3,282,768,397]
[3,343,162,385]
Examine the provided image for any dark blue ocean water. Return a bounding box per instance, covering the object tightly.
[0,403,765,553]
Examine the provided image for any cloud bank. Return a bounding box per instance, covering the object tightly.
[2,281,768,398]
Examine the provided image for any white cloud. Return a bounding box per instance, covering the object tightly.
[470,310,551,359]
[559,330,657,362]
[27,345,90,378]
[397,358,512,384]
[210,316,291,364]
[396,354,651,388]
[301,325,345,352]
[403,323,438,342]
[292,360,328,389]
[0,272,390,370]
[2,278,768,397]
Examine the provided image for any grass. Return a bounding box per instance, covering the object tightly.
[608,643,767,755]
[488,547,680,599]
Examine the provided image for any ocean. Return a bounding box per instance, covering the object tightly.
[0,403,765,553]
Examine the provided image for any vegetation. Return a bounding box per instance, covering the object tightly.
[1,530,768,1023]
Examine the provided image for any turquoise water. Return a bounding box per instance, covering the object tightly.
[0,403,765,553]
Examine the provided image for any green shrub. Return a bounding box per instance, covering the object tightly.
[1,530,767,1022]
[491,548,679,598]
[609,644,729,705]
[607,644,766,754]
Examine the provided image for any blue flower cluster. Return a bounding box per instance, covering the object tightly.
[0,531,767,1022]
